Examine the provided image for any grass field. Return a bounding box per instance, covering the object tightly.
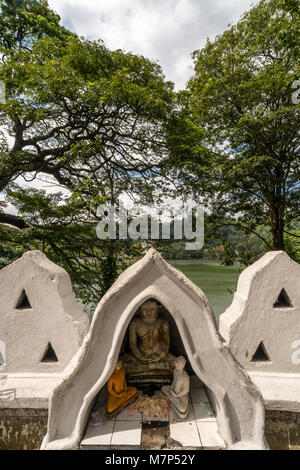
[169,259,241,322]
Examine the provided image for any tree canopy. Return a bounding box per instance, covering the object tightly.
[0,0,299,308]
[0,0,179,306]
[178,0,299,252]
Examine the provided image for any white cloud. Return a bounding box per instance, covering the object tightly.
[48,0,260,90]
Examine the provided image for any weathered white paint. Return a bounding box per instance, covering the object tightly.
[0,373,62,409]
[219,251,300,411]
[0,251,89,374]
[42,249,266,450]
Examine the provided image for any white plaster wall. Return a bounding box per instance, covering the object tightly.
[219,251,300,373]
[42,249,266,450]
[0,251,89,373]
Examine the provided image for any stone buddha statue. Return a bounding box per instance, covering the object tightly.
[121,300,176,385]
[161,355,190,419]
[106,359,138,418]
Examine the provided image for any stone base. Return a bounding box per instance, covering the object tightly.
[171,405,189,420]
[121,353,176,376]
[265,409,300,450]
[127,373,172,387]
[161,388,189,420]
[121,352,175,388]
[0,408,48,450]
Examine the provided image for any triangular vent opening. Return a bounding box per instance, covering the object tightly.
[15,290,32,310]
[251,342,271,363]
[273,288,293,309]
[41,343,58,363]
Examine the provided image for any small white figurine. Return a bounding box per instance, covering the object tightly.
[161,355,190,419]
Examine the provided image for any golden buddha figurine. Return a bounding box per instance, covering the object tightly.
[106,359,138,417]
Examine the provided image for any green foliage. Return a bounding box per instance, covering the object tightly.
[0,31,174,195]
[0,0,72,55]
[283,218,300,262]
[182,0,300,252]
[0,184,147,309]
[0,0,179,305]
[154,215,267,267]
[278,0,300,56]
[0,0,299,307]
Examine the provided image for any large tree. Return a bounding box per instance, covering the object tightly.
[181,0,299,251]
[0,0,178,305]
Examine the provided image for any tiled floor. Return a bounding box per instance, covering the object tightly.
[169,380,225,450]
[80,377,226,450]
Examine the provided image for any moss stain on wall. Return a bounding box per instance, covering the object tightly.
[0,409,48,450]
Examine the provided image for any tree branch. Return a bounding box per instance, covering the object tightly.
[0,213,28,229]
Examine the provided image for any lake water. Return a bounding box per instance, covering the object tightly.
[169,259,242,323]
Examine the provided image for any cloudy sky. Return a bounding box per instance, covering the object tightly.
[3,1,262,212]
[48,0,259,90]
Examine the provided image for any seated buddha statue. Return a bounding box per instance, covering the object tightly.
[121,300,176,384]
[161,355,190,419]
[106,359,138,417]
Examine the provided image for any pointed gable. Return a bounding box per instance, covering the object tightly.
[0,251,89,373]
[42,249,265,451]
[220,251,300,373]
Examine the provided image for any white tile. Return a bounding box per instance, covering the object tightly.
[81,420,115,446]
[111,420,142,446]
[170,408,202,448]
[190,388,209,403]
[196,421,225,449]
[193,402,215,421]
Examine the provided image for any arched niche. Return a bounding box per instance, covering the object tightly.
[119,298,194,375]
[42,249,266,450]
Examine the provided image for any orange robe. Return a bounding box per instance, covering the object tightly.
[107,368,137,414]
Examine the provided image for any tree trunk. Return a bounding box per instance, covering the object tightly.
[270,166,285,251]
[271,205,285,251]
[272,225,285,251]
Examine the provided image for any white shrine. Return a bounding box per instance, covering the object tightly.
[0,251,89,408]
[42,249,266,450]
[220,251,300,412]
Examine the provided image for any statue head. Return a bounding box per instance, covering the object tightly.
[175,355,186,371]
[115,359,123,371]
[140,300,158,325]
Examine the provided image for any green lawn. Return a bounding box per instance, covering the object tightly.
[169,259,242,322]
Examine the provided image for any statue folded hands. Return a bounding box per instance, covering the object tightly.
[121,300,176,380]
